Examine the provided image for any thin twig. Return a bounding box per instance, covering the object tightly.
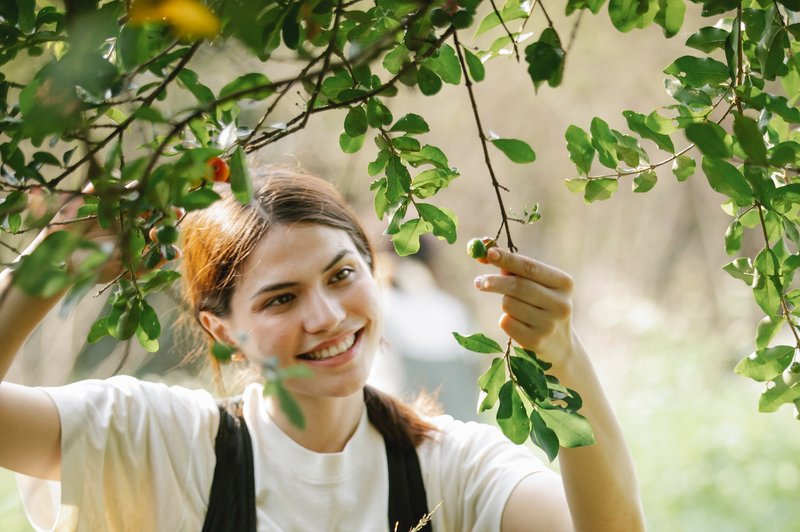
[242,52,327,147]
[756,204,800,348]
[247,27,455,151]
[48,42,201,189]
[49,215,97,225]
[587,98,736,180]
[735,2,744,113]
[453,30,516,252]
[566,10,584,53]
[536,0,555,28]
[489,0,520,61]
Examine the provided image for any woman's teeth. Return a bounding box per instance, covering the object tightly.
[304,334,356,360]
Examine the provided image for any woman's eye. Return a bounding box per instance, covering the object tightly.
[331,267,355,283]
[264,294,295,308]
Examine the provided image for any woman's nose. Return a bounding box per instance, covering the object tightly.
[303,290,346,333]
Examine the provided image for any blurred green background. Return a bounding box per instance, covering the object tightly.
[2,2,799,530]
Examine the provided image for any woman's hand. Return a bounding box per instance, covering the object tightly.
[474,247,576,367]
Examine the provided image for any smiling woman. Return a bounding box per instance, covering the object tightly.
[0,165,644,531]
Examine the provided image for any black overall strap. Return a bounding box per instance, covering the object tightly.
[386,441,433,532]
[201,404,257,532]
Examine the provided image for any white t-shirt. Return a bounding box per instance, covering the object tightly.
[16,376,553,531]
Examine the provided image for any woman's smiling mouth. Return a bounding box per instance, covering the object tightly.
[297,329,363,363]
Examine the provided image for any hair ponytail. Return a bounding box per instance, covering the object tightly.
[363,385,439,448]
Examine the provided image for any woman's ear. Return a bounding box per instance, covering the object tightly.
[198,310,237,347]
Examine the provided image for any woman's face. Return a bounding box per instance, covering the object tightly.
[220,223,381,399]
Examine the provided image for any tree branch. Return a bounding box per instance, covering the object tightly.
[453,30,516,252]
[489,0,520,61]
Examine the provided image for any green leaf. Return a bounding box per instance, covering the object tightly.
[133,106,166,123]
[423,44,461,85]
[344,106,368,137]
[524,28,565,89]
[491,138,536,164]
[701,157,752,204]
[87,317,110,343]
[392,136,421,152]
[416,66,442,96]
[139,300,161,340]
[757,6,788,81]
[386,155,411,201]
[754,273,782,315]
[369,152,390,178]
[633,170,657,193]
[756,315,785,349]
[565,125,595,175]
[497,381,530,444]
[0,190,27,216]
[477,358,506,412]
[723,257,754,285]
[538,408,596,447]
[623,110,675,153]
[612,130,648,167]
[177,69,215,105]
[416,203,457,243]
[685,122,732,158]
[672,155,695,181]
[509,356,548,402]
[366,99,392,128]
[735,347,792,382]
[276,380,306,428]
[339,132,365,154]
[178,188,221,211]
[391,218,431,256]
[654,0,685,38]
[229,146,253,204]
[112,300,141,340]
[212,341,236,362]
[530,409,560,461]
[685,27,730,53]
[464,49,485,82]
[219,73,273,103]
[733,114,768,165]
[724,219,743,255]
[608,0,642,32]
[136,325,159,353]
[759,378,800,413]
[452,332,504,353]
[390,113,430,134]
[513,346,552,370]
[663,56,731,86]
[13,231,78,298]
[584,178,618,203]
[590,118,619,169]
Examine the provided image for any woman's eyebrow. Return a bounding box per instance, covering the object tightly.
[322,249,351,272]
[250,249,353,300]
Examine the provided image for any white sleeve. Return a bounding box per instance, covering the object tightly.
[419,415,557,532]
[16,376,219,532]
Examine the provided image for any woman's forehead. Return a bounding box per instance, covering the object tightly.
[242,223,360,276]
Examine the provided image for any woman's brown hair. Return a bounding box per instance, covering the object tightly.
[180,165,436,448]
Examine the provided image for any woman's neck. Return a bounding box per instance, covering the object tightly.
[266,388,365,453]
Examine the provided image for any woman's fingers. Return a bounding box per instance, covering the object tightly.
[475,273,572,317]
[485,247,573,291]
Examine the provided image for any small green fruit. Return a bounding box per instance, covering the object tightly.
[156,225,179,245]
[467,238,487,259]
[451,10,474,29]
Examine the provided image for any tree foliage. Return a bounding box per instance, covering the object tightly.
[0,0,798,457]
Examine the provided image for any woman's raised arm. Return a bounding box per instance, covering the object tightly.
[0,228,67,481]
[474,247,645,532]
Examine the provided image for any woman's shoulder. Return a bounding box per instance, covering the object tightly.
[418,412,549,473]
[39,374,220,427]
